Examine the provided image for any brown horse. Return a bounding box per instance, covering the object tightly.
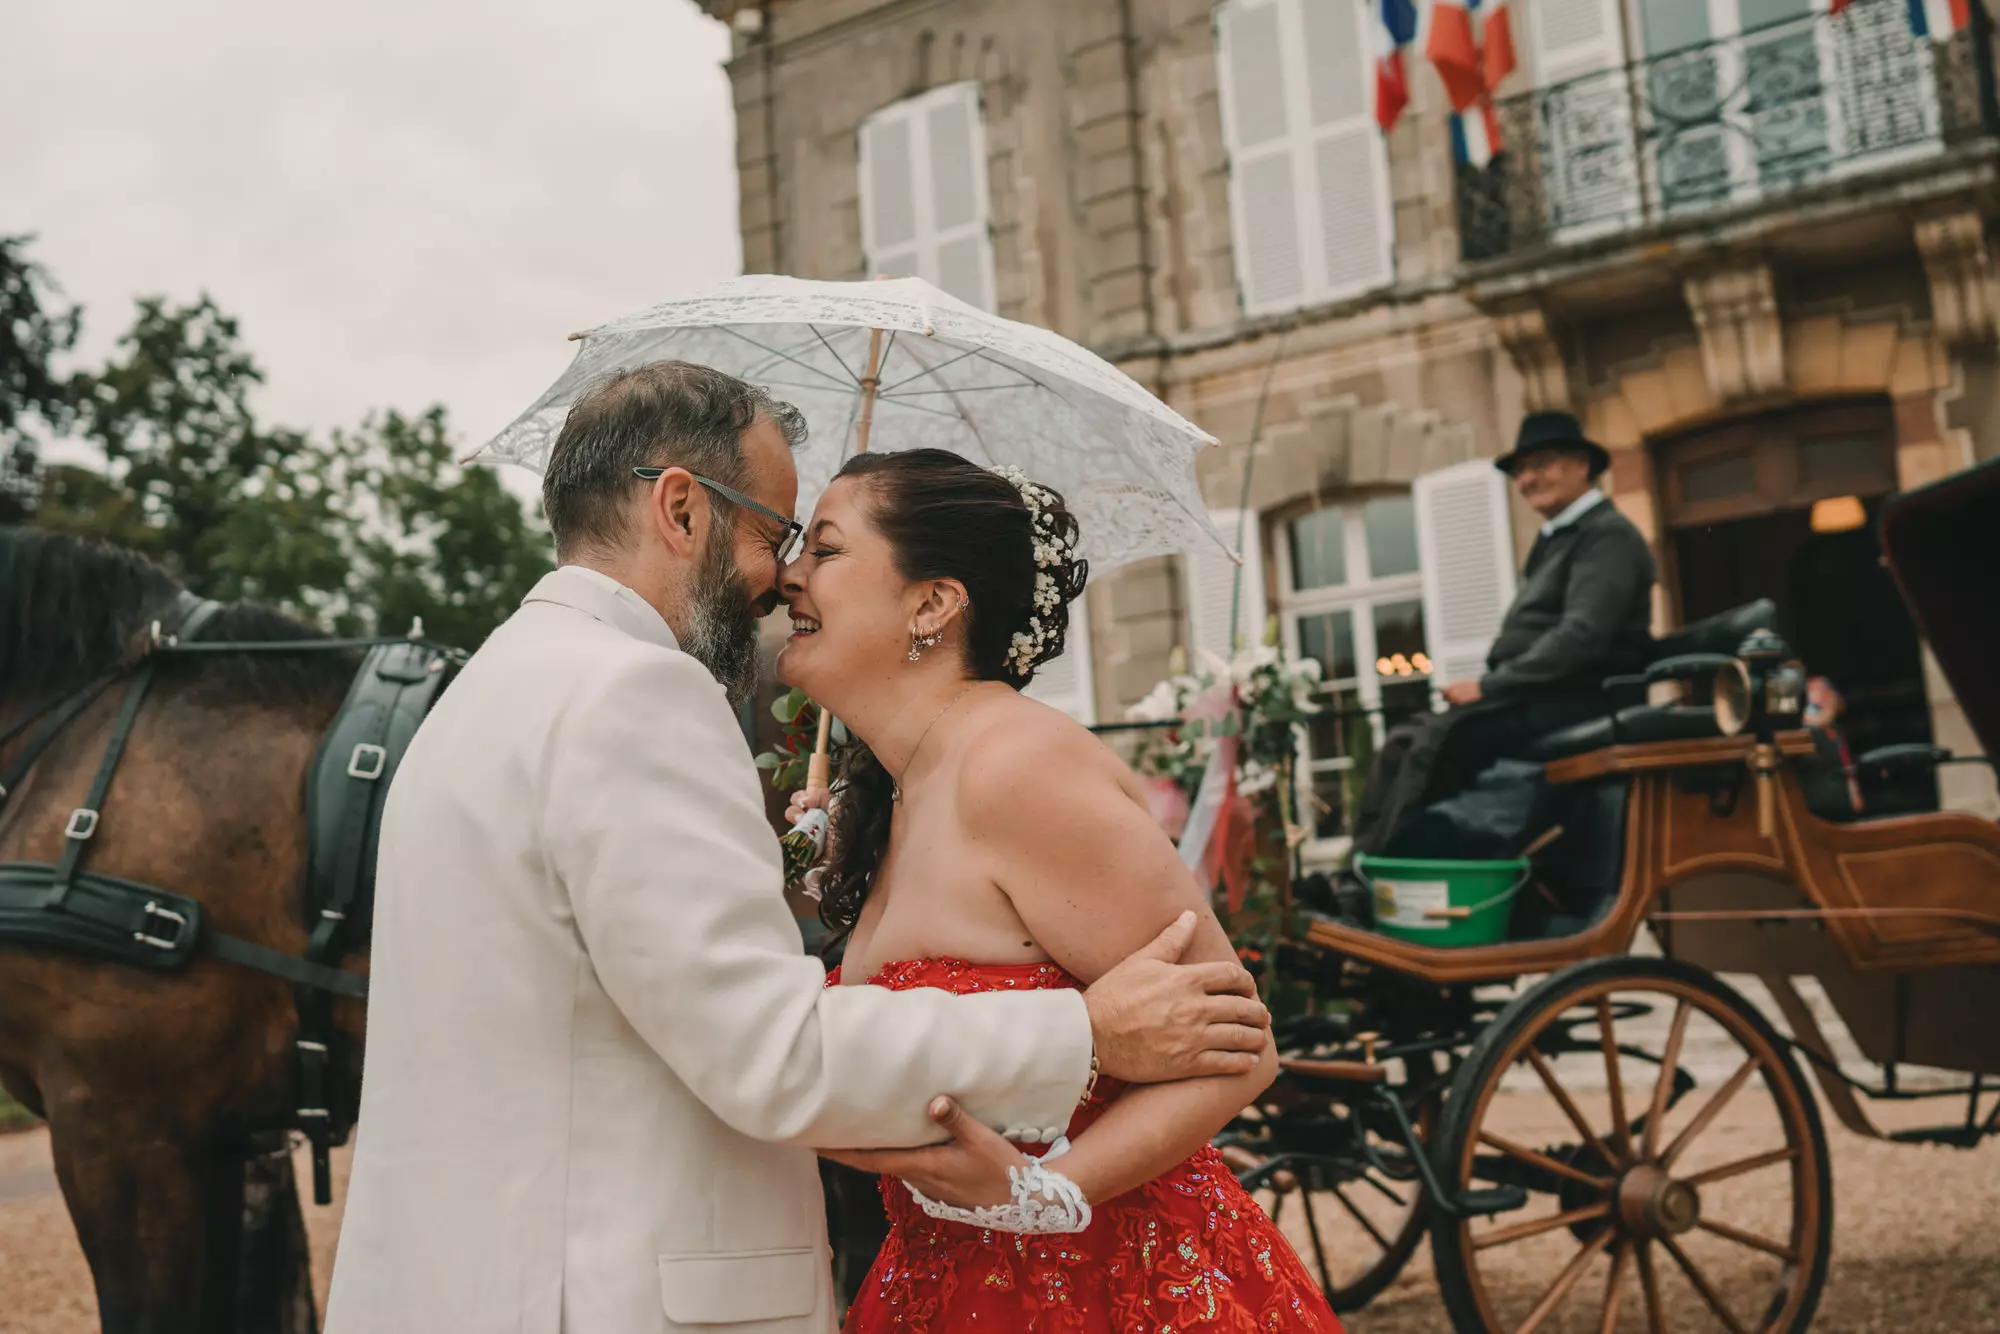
[0,527,366,1333]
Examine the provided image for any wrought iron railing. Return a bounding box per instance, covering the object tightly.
[1458,0,2000,264]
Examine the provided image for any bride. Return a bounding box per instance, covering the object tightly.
[778,448,1341,1332]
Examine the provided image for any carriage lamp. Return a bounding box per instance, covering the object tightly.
[1765,662,1807,719]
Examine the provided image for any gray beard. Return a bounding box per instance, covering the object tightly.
[680,527,761,710]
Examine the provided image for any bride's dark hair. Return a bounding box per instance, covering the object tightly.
[817,448,1088,947]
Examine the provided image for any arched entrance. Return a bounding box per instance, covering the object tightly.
[1653,399,1935,811]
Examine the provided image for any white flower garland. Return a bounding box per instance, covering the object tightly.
[992,465,1076,678]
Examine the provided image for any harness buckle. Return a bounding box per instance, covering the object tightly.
[347,744,387,781]
[64,808,99,841]
[133,900,189,951]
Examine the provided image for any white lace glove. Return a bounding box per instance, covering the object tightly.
[902,1136,1092,1234]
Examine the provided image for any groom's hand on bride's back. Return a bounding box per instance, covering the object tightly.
[1082,910,1269,1083]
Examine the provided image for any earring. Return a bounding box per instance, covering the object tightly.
[908,627,943,661]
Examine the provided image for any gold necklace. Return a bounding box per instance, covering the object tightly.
[890,683,981,803]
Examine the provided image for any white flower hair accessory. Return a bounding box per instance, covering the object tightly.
[993,465,1076,679]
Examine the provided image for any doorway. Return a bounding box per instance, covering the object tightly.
[1658,401,1936,812]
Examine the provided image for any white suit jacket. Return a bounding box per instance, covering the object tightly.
[324,565,1091,1334]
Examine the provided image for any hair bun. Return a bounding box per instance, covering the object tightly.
[992,467,1089,682]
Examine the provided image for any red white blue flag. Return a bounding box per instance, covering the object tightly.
[1908,0,1971,39]
[1429,0,1514,168]
[1832,0,1970,40]
[1375,0,1420,134]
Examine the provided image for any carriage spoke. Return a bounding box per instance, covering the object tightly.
[1361,1172,1409,1208]
[1697,1215,1797,1262]
[1635,1242,1667,1334]
[1474,1202,1611,1251]
[1642,1000,1690,1162]
[1480,1130,1617,1191]
[1526,1047,1619,1169]
[1299,1173,1336,1296]
[1514,1226,1614,1334]
[1329,1181,1394,1252]
[1681,1144,1799,1188]
[1599,1240,1632,1334]
[1597,998,1633,1159]
[1661,1057,1758,1169]
[1660,1234,1748,1334]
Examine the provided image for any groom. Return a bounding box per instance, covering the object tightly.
[324,361,1271,1334]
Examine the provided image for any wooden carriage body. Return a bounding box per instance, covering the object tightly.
[1242,458,2000,1329]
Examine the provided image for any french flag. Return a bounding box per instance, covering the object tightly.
[1832,0,1970,40]
[1375,0,1419,135]
[1907,0,1971,39]
[1430,0,1516,168]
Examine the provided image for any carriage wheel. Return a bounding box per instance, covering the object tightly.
[1429,958,1831,1333]
[1248,1053,1440,1313]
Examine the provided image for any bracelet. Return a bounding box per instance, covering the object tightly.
[1078,1048,1101,1107]
[902,1137,1093,1234]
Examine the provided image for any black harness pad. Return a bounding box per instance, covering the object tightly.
[302,641,453,948]
[0,863,203,968]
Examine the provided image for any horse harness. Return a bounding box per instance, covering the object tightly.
[0,591,462,1202]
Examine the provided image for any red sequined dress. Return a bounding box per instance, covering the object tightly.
[828,957,1343,1333]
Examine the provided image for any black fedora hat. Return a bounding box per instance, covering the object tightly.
[1493,411,1611,478]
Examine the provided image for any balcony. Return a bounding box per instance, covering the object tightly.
[1458,2,2000,268]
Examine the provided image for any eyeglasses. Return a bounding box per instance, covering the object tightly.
[632,467,804,563]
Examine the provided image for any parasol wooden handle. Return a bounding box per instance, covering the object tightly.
[854,326,884,456]
[807,710,833,790]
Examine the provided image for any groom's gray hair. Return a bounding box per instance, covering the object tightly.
[542,361,806,560]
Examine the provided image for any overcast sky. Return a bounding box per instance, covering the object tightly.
[4,0,739,489]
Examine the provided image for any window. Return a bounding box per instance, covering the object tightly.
[857,83,997,311]
[1276,494,1434,848]
[1213,0,1394,315]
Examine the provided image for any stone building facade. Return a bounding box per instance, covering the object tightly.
[707,0,2000,856]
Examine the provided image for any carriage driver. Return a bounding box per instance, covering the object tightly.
[1352,410,1657,854]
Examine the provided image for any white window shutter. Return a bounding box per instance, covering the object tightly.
[1527,0,1628,83]
[1300,0,1392,299]
[859,103,921,278]
[1023,593,1098,725]
[1216,0,1307,313]
[1184,510,1267,668]
[859,83,995,307]
[923,84,996,311]
[1412,461,1518,688]
[1218,0,1389,314]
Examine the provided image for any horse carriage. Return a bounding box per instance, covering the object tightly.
[1217,456,2000,1332]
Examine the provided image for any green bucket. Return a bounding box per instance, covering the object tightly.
[1352,854,1531,948]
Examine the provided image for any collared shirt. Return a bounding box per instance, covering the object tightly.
[1539,486,1606,538]
[520,564,680,653]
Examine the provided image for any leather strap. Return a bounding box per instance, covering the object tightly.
[43,662,156,912]
[207,933,369,999]
[0,674,119,808]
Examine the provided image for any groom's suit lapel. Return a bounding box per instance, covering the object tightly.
[522,564,680,652]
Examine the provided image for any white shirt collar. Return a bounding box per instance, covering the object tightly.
[1539,487,1606,538]
[521,564,680,653]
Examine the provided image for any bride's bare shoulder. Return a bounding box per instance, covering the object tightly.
[953,692,1136,812]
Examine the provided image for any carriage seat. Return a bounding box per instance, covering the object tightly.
[1519,600,1778,764]
[1523,704,1725,763]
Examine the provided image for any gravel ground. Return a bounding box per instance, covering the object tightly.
[1,1092,1994,1333]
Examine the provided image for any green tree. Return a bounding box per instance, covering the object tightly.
[27,284,551,648]
[335,406,552,647]
[0,234,82,520]
[41,294,356,618]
